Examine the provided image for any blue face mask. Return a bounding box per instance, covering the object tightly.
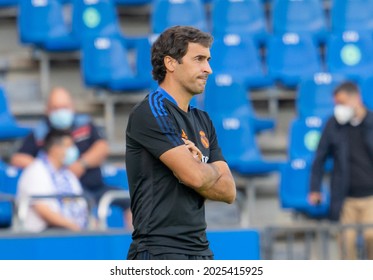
[63,145,79,166]
[49,109,74,130]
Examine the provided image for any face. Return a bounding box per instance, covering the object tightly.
[47,88,74,114]
[334,90,360,110]
[53,136,75,165]
[171,42,213,96]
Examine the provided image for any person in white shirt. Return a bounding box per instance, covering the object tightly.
[17,129,89,232]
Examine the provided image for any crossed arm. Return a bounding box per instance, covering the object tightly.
[159,139,236,204]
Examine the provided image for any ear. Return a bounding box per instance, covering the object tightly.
[164,56,176,72]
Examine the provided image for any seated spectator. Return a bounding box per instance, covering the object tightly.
[17,130,88,232]
[11,87,131,229]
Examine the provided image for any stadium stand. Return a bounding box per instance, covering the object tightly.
[272,0,328,44]
[210,34,273,89]
[331,0,373,34]
[211,0,268,46]
[360,76,373,110]
[267,33,323,87]
[326,31,373,81]
[151,0,208,34]
[0,0,18,6]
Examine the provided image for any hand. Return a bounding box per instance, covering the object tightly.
[69,161,86,178]
[308,192,322,205]
[182,138,203,161]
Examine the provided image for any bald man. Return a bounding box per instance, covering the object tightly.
[11,87,131,224]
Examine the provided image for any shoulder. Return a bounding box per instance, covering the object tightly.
[18,160,49,191]
[73,114,92,127]
[364,111,373,125]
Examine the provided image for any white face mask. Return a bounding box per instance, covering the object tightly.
[334,104,354,125]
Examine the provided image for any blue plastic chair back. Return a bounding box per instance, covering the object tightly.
[72,0,121,43]
[280,158,329,217]
[331,0,373,34]
[204,78,262,165]
[81,35,134,87]
[288,117,325,163]
[297,72,346,119]
[360,76,373,110]
[272,0,327,42]
[101,165,129,190]
[0,0,18,6]
[210,34,270,88]
[211,0,267,45]
[326,31,373,81]
[151,0,207,33]
[267,33,322,87]
[18,0,71,45]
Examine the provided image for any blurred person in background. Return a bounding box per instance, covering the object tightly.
[309,81,373,259]
[126,26,236,260]
[11,87,131,229]
[17,130,88,232]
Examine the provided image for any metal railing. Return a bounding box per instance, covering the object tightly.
[97,190,130,230]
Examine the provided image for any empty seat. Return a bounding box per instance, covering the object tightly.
[267,33,323,87]
[288,117,325,163]
[297,72,346,119]
[18,0,79,51]
[151,0,207,34]
[211,0,268,45]
[272,0,328,43]
[0,86,30,141]
[326,31,373,81]
[204,76,275,134]
[204,77,280,174]
[71,0,122,44]
[101,166,129,191]
[81,34,152,91]
[279,158,330,218]
[210,34,272,89]
[331,0,373,34]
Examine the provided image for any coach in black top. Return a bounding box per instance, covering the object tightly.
[309,81,373,259]
[126,26,236,260]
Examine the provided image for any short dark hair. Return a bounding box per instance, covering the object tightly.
[43,129,72,153]
[333,81,360,96]
[151,26,213,84]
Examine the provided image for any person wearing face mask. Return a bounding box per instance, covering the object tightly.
[308,81,373,259]
[17,130,88,232]
[11,87,131,229]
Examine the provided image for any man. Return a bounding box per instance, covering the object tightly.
[126,26,236,260]
[11,87,130,225]
[309,81,373,259]
[17,130,88,232]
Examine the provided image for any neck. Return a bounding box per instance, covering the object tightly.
[47,154,63,170]
[159,80,192,112]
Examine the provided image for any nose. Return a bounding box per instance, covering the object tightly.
[203,60,213,75]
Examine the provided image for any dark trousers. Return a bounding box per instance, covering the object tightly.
[132,250,213,260]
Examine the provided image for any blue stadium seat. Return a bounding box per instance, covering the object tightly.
[151,0,207,34]
[0,0,18,6]
[279,158,330,218]
[296,73,346,120]
[210,34,272,89]
[326,31,373,81]
[115,0,150,5]
[211,0,268,46]
[0,86,30,140]
[267,33,322,87]
[204,78,281,174]
[81,34,152,91]
[18,0,79,51]
[272,0,328,43]
[331,0,373,34]
[101,166,129,191]
[360,76,373,110]
[71,0,122,44]
[204,76,275,134]
[288,117,325,163]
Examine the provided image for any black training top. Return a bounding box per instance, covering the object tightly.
[125,87,225,258]
[347,118,373,198]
